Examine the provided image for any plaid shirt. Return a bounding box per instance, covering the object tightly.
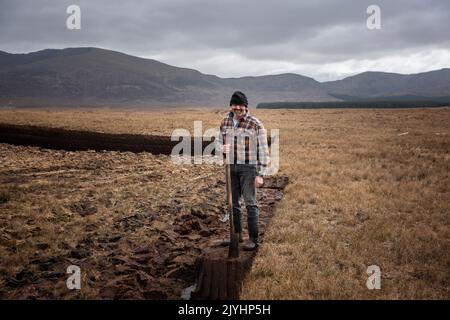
[217,110,270,176]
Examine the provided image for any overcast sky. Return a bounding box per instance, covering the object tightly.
[1,0,449,81]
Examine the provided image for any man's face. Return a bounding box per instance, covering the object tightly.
[230,104,246,118]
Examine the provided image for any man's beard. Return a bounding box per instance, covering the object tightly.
[233,109,245,117]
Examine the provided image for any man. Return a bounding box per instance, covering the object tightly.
[218,91,270,251]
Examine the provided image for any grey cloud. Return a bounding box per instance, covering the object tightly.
[0,0,449,80]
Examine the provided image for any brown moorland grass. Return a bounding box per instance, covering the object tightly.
[0,106,449,299]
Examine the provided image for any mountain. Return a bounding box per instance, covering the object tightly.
[0,48,225,106]
[0,47,449,107]
[323,69,450,99]
[0,47,334,107]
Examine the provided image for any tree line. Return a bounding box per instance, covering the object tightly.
[257,99,450,109]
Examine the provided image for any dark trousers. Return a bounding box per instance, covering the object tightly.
[229,164,259,242]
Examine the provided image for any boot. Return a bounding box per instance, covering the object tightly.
[243,238,258,251]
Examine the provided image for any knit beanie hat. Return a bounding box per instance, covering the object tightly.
[229,91,248,107]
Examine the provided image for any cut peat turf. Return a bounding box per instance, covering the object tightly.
[0,123,271,155]
[0,143,287,299]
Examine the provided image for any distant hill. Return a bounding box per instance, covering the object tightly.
[0,47,333,107]
[0,47,449,107]
[323,69,450,99]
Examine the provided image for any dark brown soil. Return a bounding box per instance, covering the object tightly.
[0,140,286,300]
[0,123,208,155]
[0,123,271,155]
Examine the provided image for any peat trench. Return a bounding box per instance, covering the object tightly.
[0,123,287,299]
[0,123,271,155]
[190,176,288,300]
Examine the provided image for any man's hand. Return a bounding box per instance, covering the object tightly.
[255,176,264,188]
[223,144,231,154]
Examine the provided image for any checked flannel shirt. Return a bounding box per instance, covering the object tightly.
[217,110,270,177]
